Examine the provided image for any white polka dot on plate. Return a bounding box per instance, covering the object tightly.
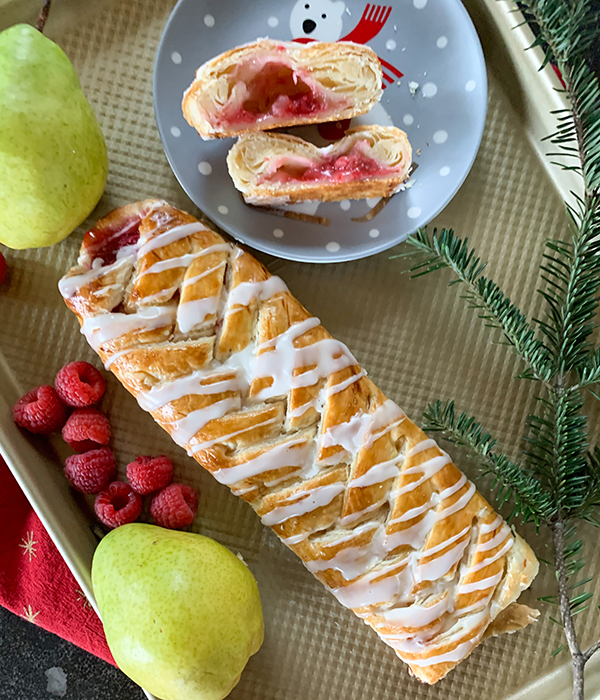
[465,80,476,92]
[413,0,427,8]
[433,130,448,144]
[369,229,380,238]
[440,166,450,176]
[171,51,182,64]
[198,161,212,175]
[407,207,421,219]
[326,242,341,252]
[340,200,351,211]
[218,205,229,215]
[386,40,396,51]
[422,82,437,98]
[366,197,380,207]
[273,228,284,238]
[403,114,414,126]
[437,36,448,48]
[204,14,215,27]
[268,16,279,27]
[170,126,181,137]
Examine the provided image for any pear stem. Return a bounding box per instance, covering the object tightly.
[36,0,52,33]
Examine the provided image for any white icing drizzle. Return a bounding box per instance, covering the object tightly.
[188,414,280,454]
[400,634,482,666]
[405,439,438,459]
[479,524,511,551]
[81,305,176,352]
[168,397,240,447]
[226,277,288,311]
[137,222,212,257]
[140,285,179,303]
[213,438,312,486]
[331,559,410,608]
[391,453,452,497]
[458,572,503,595]
[348,457,402,489]
[58,255,134,299]
[181,261,227,289]
[380,595,451,627]
[261,483,345,527]
[103,348,134,370]
[177,296,220,332]
[330,369,367,394]
[320,400,406,459]
[137,371,240,412]
[479,515,503,534]
[469,536,514,574]
[415,536,470,583]
[137,250,211,278]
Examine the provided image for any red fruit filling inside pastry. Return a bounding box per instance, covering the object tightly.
[80,201,161,266]
[258,140,400,186]
[220,58,348,130]
[83,216,142,266]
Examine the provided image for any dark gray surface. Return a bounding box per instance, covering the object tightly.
[0,605,142,700]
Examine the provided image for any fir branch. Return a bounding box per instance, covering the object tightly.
[537,197,600,373]
[399,228,552,382]
[422,399,554,523]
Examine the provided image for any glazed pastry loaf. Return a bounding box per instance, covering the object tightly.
[182,40,383,139]
[227,125,413,205]
[59,201,539,684]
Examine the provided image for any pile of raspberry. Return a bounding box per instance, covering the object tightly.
[13,361,198,531]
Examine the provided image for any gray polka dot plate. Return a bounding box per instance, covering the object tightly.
[153,0,487,263]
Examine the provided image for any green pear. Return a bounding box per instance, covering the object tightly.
[0,24,108,249]
[92,524,264,700]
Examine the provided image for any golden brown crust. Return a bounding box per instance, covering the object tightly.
[182,40,383,139]
[227,125,413,204]
[59,202,539,684]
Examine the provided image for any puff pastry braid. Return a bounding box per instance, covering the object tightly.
[182,40,383,139]
[59,201,539,684]
[227,126,413,205]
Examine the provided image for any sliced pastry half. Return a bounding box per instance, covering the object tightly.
[227,125,413,205]
[182,40,383,139]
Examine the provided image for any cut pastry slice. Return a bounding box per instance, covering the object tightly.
[182,40,383,139]
[60,201,539,685]
[227,125,413,205]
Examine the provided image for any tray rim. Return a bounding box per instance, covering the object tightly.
[0,1,586,698]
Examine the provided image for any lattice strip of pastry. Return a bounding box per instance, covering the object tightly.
[62,203,519,677]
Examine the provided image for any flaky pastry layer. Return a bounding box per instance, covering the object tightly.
[59,201,539,684]
[182,40,383,139]
[227,125,413,205]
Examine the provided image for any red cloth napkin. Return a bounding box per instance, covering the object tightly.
[0,457,115,665]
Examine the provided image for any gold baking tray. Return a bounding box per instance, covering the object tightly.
[1,1,598,698]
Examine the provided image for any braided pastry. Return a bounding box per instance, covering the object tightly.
[182,40,383,139]
[59,201,539,685]
[227,125,413,205]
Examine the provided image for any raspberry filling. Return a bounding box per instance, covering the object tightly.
[83,216,142,266]
[258,140,400,186]
[218,57,349,130]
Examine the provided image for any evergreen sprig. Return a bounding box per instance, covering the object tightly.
[398,0,600,696]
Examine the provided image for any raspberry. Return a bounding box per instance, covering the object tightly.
[62,408,111,452]
[126,455,174,494]
[64,447,116,493]
[0,251,7,285]
[150,483,198,530]
[13,386,67,434]
[55,361,106,408]
[95,481,142,529]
